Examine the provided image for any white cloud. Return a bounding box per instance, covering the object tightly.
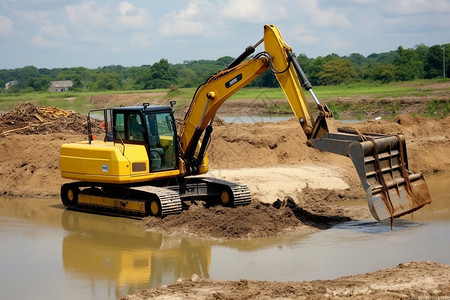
[32,23,69,48]
[40,24,69,38]
[66,2,107,28]
[131,32,152,49]
[304,0,351,28]
[159,1,207,37]
[0,16,14,36]
[220,0,287,22]
[386,0,450,15]
[8,9,50,26]
[157,0,287,38]
[66,1,152,33]
[325,33,353,53]
[289,26,321,45]
[116,1,152,29]
[31,35,54,48]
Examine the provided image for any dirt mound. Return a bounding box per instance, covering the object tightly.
[122,261,450,300]
[349,115,450,173]
[208,118,335,169]
[141,197,361,240]
[208,115,450,173]
[0,133,84,197]
[142,201,302,240]
[0,102,102,136]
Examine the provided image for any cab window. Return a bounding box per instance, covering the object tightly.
[114,112,144,142]
[145,112,177,171]
[115,113,125,140]
[127,113,144,141]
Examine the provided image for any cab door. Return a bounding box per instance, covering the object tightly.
[144,112,178,172]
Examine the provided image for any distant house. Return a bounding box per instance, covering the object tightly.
[49,80,73,92]
[5,81,18,90]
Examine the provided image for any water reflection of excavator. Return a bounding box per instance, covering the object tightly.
[61,210,210,297]
[59,25,431,222]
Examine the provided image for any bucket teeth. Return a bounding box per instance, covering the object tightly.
[311,131,432,221]
[367,173,431,221]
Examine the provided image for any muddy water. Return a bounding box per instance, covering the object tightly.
[0,172,448,300]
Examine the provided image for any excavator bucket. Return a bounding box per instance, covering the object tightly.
[311,130,431,221]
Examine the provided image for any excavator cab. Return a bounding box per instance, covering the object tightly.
[108,105,179,172]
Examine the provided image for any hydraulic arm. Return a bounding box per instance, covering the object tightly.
[178,25,431,222]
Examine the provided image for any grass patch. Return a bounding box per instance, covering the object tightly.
[325,102,354,119]
[267,102,292,114]
[230,88,286,100]
[425,99,449,118]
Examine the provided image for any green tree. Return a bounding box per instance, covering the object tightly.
[176,67,199,88]
[371,64,396,83]
[251,70,278,87]
[216,56,234,67]
[318,58,358,85]
[135,59,177,89]
[394,46,423,81]
[415,44,429,64]
[28,76,51,91]
[79,70,95,90]
[347,53,365,65]
[295,53,312,81]
[425,45,445,78]
[307,56,326,85]
[56,70,80,87]
[95,73,121,90]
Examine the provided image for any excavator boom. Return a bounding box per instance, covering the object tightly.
[178,24,431,221]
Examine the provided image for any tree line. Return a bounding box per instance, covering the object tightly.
[1,43,449,93]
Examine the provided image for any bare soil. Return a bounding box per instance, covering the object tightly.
[1,100,449,299]
[122,261,450,300]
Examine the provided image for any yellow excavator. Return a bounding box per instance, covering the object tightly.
[60,25,431,222]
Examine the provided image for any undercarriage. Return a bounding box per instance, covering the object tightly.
[61,177,252,218]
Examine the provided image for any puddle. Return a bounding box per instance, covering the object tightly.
[0,172,448,299]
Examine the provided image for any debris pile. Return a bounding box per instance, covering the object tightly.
[0,102,102,136]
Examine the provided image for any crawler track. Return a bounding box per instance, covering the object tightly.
[60,177,252,218]
[134,186,182,217]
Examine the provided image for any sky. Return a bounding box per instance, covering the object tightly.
[0,0,449,69]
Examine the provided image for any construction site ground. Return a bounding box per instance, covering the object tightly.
[0,100,449,299]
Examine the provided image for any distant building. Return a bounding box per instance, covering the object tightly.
[5,81,18,90]
[49,80,73,92]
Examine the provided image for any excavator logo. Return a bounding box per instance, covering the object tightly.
[225,73,243,88]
